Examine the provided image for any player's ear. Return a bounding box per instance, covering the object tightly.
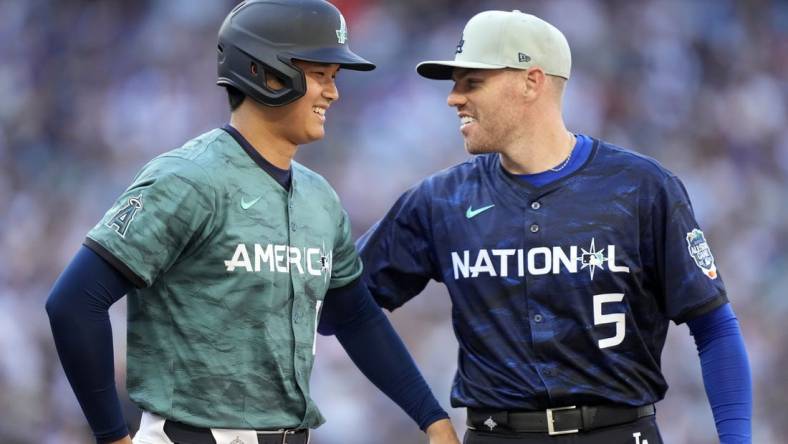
[521,67,546,101]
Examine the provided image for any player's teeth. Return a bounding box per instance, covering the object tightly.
[461,116,475,124]
[313,107,325,116]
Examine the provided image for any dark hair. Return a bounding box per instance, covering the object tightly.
[226,85,245,111]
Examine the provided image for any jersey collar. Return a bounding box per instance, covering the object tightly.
[492,137,600,199]
[221,124,292,191]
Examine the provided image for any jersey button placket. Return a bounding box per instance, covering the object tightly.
[287,193,306,397]
[529,199,541,232]
[525,202,554,398]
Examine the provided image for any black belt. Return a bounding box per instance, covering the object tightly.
[467,404,655,436]
[163,419,310,444]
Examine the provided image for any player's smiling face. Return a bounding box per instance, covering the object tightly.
[448,68,523,155]
[271,60,340,145]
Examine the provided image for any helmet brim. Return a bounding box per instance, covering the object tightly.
[290,46,376,71]
[416,60,506,80]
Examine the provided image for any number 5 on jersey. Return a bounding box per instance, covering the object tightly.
[593,293,625,349]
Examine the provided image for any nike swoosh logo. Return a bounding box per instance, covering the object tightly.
[240,195,262,210]
[466,204,495,219]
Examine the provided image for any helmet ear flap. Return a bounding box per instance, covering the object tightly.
[262,68,287,92]
[251,61,288,92]
[218,41,307,106]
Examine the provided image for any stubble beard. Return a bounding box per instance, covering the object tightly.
[463,128,501,156]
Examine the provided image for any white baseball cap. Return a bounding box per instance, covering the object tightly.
[417,10,571,80]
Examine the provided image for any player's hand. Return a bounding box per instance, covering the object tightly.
[426,418,460,444]
[109,435,133,444]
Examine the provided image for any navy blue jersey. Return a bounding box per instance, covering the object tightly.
[357,137,727,410]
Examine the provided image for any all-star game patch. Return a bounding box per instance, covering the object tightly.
[686,228,718,279]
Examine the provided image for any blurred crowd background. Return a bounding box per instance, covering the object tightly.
[1,0,786,443]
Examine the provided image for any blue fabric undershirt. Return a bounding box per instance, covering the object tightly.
[516,133,592,187]
[687,304,752,443]
[46,246,447,443]
[45,246,132,443]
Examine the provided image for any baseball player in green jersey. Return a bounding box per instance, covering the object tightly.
[45,1,460,444]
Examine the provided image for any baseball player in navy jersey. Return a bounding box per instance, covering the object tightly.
[358,10,752,444]
[45,1,460,444]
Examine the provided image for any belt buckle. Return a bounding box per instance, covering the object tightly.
[280,429,295,444]
[546,405,580,436]
[278,428,310,444]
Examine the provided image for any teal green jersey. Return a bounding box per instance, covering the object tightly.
[85,128,362,429]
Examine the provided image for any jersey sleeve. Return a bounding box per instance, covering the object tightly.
[84,156,215,288]
[652,175,728,323]
[357,185,437,311]
[329,208,364,289]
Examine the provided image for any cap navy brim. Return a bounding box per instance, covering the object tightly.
[291,46,375,71]
[416,60,508,79]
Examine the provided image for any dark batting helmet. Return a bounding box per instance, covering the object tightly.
[217,0,375,107]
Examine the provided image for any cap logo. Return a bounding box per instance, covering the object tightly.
[456,35,465,54]
[336,13,347,44]
[518,52,531,63]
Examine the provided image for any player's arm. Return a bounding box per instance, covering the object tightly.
[318,279,458,443]
[356,183,437,312]
[687,303,752,443]
[45,246,134,444]
[652,175,752,443]
[326,188,457,441]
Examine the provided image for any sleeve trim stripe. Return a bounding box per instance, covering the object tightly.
[83,238,148,289]
[673,293,729,325]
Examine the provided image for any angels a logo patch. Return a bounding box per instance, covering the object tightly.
[686,228,717,279]
[106,194,143,238]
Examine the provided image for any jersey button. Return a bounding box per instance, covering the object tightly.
[533,314,543,323]
[291,223,297,231]
[529,224,539,233]
[530,201,541,210]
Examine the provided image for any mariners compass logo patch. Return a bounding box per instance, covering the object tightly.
[686,229,717,279]
[336,13,347,44]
